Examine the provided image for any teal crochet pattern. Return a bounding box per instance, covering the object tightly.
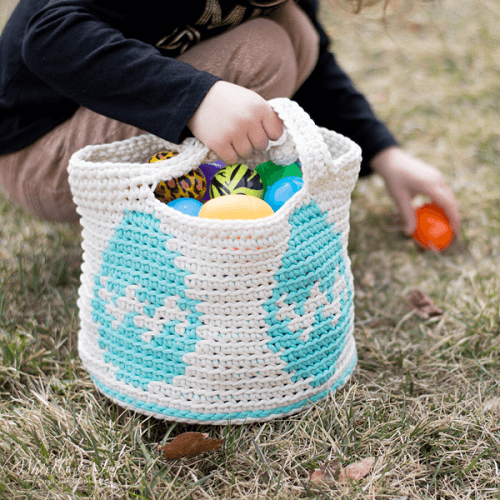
[70,98,362,423]
[90,356,357,422]
[263,200,351,388]
[89,202,354,422]
[91,211,202,389]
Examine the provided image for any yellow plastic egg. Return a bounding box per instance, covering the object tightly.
[198,194,274,220]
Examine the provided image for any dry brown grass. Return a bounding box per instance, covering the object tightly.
[0,0,499,498]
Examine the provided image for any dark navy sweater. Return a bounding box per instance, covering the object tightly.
[0,0,397,176]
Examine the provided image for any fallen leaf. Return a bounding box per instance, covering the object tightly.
[310,470,325,484]
[338,457,375,483]
[310,460,340,485]
[407,289,443,319]
[158,432,223,460]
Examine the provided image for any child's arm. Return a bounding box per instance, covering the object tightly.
[21,1,282,162]
[295,0,461,236]
[20,0,220,146]
[187,81,283,165]
[371,147,461,236]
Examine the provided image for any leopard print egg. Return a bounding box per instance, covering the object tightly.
[147,150,179,163]
[154,168,207,203]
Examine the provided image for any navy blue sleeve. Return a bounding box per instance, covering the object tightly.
[294,0,398,176]
[21,0,221,145]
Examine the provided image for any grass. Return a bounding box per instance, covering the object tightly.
[1,0,499,498]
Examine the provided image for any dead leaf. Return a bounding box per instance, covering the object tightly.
[338,457,375,483]
[311,457,375,485]
[407,289,443,319]
[310,469,325,484]
[157,432,223,460]
[310,460,340,485]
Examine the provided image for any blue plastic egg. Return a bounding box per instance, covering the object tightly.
[264,176,304,212]
[167,198,203,216]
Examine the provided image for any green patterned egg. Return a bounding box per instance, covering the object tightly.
[209,163,264,199]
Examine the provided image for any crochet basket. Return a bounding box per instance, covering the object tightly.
[68,98,361,424]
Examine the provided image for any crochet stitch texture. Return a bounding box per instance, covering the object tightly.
[68,98,361,424]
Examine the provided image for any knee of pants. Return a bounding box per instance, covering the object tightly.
[229,18,299,99]
[17,173,78,223]
[178,17,300,100]
[0,150,79,223]
[273,1,320,90]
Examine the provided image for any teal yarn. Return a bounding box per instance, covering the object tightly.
[88,204,355,421]
[88,202,355,422]
[91,355,357,423]
[262,200,352,388]
[69,98,361,424]
[91,211,202,388]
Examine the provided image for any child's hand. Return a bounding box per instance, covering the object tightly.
[370,146,461,237]
[187,81,283,165]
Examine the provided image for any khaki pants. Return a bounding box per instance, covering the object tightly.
[0,1,319,222]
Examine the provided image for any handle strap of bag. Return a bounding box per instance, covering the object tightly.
[168,98,355,185]
[267,98,338,182]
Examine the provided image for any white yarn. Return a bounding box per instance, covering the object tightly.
[68,98,362,424]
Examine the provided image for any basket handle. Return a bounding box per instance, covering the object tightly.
[268,98,339,181]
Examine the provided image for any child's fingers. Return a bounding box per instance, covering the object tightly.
[208,127,266,164]
[186,81,283,162]
[428,186,461,235]
[386,184,416,236]
[231,134,254,159]
[212,142,239,166]
[247,127,271,152]
[416,171,460,234]
[262,111,283,142]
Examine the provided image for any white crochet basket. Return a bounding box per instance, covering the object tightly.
[68,98,361,424]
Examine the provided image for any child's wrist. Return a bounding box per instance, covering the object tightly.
[369,146,400,177]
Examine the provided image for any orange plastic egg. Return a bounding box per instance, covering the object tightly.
[413,203,454,251]
[198,194,274,220]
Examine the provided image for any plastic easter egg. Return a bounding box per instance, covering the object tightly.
[147,150,178,163]
[198,160,225,201]
[255,160,302,196]
[413,203,454,251]
[167,198,203,217]
[210,163,263,199]
[264,176,304,212]
[154,168,207,203]
[199,194,274,220]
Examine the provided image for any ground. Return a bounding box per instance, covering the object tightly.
[0,0,499,498]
